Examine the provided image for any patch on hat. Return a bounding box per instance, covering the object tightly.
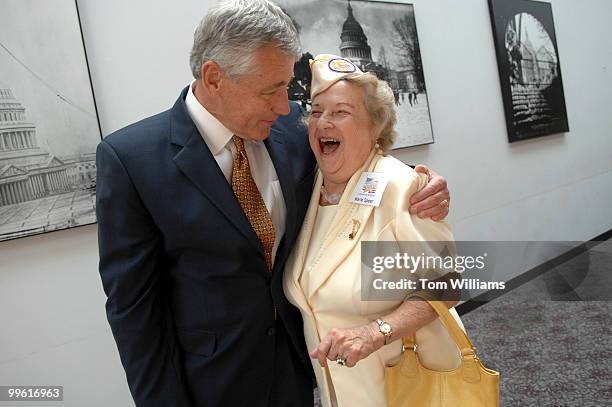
[328,58,357,73]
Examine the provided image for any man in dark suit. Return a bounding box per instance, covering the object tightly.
[96,1,451,406]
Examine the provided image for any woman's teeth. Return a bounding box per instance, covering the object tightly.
[319,138,340,154]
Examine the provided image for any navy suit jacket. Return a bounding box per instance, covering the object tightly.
[96,87,317,406]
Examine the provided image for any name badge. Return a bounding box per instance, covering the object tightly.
[348,172,389,207]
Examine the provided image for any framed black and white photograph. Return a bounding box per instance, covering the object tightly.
[0,0,101,242]
[277,0,434,149]
[488,0,569,142]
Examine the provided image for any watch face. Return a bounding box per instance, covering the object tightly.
[381,323,392,334]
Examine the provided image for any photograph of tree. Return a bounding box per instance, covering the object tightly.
[277,0,434,149]
[489,0,569,142]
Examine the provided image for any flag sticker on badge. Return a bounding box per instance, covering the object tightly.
[361,176,378,194]
[349,172,389,207]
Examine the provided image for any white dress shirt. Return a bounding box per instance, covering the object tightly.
[185,82,286,265]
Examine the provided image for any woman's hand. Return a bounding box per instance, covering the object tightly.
[410,165,450,221]
[310,323,384,368]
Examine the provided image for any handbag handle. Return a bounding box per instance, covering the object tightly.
[403,299,475,356]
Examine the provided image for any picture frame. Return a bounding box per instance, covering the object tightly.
[277,0,435,149]
[488,0,569,142]
[0,0,102,242]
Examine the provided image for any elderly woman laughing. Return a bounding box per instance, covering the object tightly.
[283,55,466,407]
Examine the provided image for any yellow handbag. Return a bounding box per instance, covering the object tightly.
[385,301,500,406]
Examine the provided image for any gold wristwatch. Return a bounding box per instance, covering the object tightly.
[375,318,393,345]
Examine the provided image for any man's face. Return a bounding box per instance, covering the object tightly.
[217,45,294,141]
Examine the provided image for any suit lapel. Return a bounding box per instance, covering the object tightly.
[265,127,298,274]
[286,169,323,312]
[306,151,381,301]
[169,87,262,253]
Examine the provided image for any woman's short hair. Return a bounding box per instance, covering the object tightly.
[344,73,397,152]
[190,0,301,80]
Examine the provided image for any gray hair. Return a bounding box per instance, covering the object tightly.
[190,0,301,80]
[346,73,397,152]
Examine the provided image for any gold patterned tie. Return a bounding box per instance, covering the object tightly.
[231,135,276,272]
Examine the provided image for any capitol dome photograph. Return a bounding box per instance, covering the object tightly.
[277,0,435,149]
[0,0,101,241]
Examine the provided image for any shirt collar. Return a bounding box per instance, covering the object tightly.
[185,80,233,155]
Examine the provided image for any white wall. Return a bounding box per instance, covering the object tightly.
[392,0,612,245]
[0,225,132,406]
[1,0,611,405]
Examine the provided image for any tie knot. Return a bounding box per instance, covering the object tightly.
[232,135,246,153]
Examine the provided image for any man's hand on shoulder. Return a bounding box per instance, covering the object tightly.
[409,165,450,222]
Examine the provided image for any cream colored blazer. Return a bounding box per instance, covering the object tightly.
[283,152,466,407]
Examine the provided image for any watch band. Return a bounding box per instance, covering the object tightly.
[376,318,393,345]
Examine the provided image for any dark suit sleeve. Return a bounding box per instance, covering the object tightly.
[96,140,192,407]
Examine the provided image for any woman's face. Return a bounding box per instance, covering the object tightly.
[308,80,376,187]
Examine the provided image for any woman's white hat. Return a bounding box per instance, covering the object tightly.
[309,54,365,99]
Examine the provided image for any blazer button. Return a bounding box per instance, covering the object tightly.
[267,327,275,336]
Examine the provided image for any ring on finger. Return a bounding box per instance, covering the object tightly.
[336,357,347,366]
[439,199,449,208]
